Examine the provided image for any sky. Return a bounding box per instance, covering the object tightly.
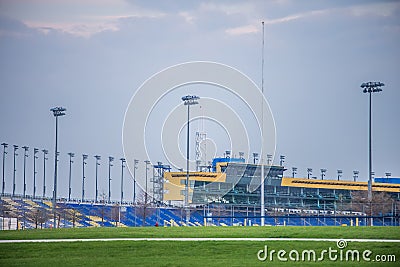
[0,0,399,202]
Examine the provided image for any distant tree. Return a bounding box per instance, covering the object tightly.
[111,204,124,227]
[135,192,154,226]
[30,208,49,229]
[99,192,108,226]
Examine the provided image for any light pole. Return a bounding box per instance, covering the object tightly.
[33,148,38,198]
[133,159,139,204]
[108,156,113,203]
[337,169,343,181]
[292,167,297,178]
[94,155,101,202]
[22,146,29,198]
[12,145,18,197]
[279,155,285,166]
[120,158,125,204]
[50,106,66,228]
[353,170,359,182]
[144,160,150,202]
[1,143,8,195]
[307,168,312,179]
[42,149,48,197]
[320,169,327,180]
[266,154,272,165]
[252,153,259,164]
[68,153,74,201]
[385,172,391,180]
[82,154,88,202]
[360,81,384,203]
[181,95,199,224]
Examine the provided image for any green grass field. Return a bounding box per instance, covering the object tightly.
[1,226,399,266]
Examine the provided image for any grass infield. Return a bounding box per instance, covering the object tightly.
[0,226,399,266]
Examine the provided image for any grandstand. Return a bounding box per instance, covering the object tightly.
[1,155,399,229]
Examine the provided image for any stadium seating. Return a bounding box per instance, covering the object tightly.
[0,196,398,229]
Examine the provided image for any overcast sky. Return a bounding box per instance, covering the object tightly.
[0,0,399,202]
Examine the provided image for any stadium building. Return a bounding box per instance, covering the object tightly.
[162,156,400,211]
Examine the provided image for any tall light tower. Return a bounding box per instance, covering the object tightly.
[22,146,29,198]
[94,155,101,202]
[108,156,114,203]
[42,149,48,197]
[337,169,343,181]
[353,170,359,182]
[181,95,199,224]
[82,154,88,201]
[12,145,18,197]
[385,172,391,179]
[307,168,312,179]
[33,148,39,198]
[120,158,125,204]
[360,81,384,202]
[50,106,66,228]
[320,169,327,180]
[68,153,74,201]
[1,143,8,195]
[133,159,139,204]
[292,167,297,178]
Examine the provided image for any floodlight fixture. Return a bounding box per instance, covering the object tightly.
[292,167,297,178]
[320,168,327,180]
[337,169,343,181]
[353,170,359,182]
[267,154,272,165]
[253,152,259,164]
[279,155,285,166]
[307,168,313,179]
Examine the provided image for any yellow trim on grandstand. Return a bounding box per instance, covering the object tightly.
[281,177,400,192]
[88,216,103,222]
[163,171,226,202]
